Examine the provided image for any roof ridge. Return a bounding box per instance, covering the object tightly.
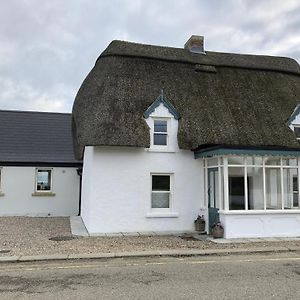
[97,40,300,75]
[106,39,297,61]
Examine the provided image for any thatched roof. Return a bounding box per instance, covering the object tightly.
[72,40,300,159]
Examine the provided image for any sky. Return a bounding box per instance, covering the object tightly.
[0,0,299,113]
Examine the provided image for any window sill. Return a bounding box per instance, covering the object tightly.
[219,210,300,215]
[146,149,176,153]
[146,212,179,218]
[0,192,4,197]
[32,192,56,197]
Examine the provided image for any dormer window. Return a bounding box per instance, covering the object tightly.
[154,119,168,146]
[144,91,180,152]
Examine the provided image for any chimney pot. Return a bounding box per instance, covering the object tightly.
[184,35,205,54]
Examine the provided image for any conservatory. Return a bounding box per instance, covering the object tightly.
[199,152,300,238]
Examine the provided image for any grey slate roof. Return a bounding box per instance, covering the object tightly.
[72,40,300,159]
[0,110,81,165]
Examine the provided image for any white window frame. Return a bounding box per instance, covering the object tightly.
[35,168,53,193]
[151,118,170,150]
[150,173,173,213]
[205,156,300,213]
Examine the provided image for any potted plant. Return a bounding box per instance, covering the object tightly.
[194,215,205,232]
[211,222,224,238]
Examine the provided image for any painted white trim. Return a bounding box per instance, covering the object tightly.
[218,158,222,210]
[223,157,229,211]
[219,209,300,215]
[244,163,248,211]
[146,212,179,218]
[146,149,176,153]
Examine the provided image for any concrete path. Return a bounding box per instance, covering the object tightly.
[70,216,89,236]
[70,216,203,237]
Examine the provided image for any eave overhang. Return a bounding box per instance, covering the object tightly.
[194,146,300,159]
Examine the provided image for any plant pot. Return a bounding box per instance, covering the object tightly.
[211,227,224,238]
[195,220,205,232]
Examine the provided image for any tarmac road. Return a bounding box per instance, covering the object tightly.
[0,252,300,299]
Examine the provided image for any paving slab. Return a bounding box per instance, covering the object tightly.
[68,252,115,259]
[105,233,123,237]
[283,245,300,251]
[261,237,282,242]
[121,232,140,236]
[70,216,89,237]
[18,254,69,262]
[0,256,21,262]
[137,232,156,236]
[277,237,300,241]
[246,238,264,242]
[88,233,107,237]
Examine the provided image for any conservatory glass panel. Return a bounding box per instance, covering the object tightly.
[228,156,244,165]
[265,168,282,209]
[283,168,298,209]
[247,166,264,210]
[208,168,219,208]
[282,158,297,166]
[265,157,281,166]
[228,167,245,210]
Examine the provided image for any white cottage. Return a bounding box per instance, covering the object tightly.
[0,110,82,216]
[72,35,300,238]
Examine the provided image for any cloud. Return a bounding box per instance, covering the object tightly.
[0,0,299,112]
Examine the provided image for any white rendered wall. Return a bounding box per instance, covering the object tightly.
[0,167,80,216]
[220,211,300,238]
[81,103,205,234]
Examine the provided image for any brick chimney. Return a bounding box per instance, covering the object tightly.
[184,35,205,54]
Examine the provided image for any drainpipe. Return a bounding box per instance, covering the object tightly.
[76,167,83,216]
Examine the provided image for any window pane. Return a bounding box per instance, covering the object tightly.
[293,176,299,208]
[266,168,281,209]
[282,158,297,166]
[228,156,244,165]
[151,192,170,208]
[228,167,245,210]
[154,133,167,145]
[154,120,167,132]
[247,166,264,210]
[283,168,298,209]
[37,170,51,191]
[207,158,218,167]
[294,127,300,138]
[265,157,281,165]
[152,175,170,191]
[208,169,217,208]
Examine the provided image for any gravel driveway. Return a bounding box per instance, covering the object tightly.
[1,217,300,256]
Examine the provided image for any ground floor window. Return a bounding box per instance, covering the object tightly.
[35,168,52,192]
[205,156,300,211]
[151,174,171,210]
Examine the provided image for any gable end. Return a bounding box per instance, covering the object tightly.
[143,91,181,120]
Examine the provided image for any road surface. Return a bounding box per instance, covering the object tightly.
[0,252,299,299]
